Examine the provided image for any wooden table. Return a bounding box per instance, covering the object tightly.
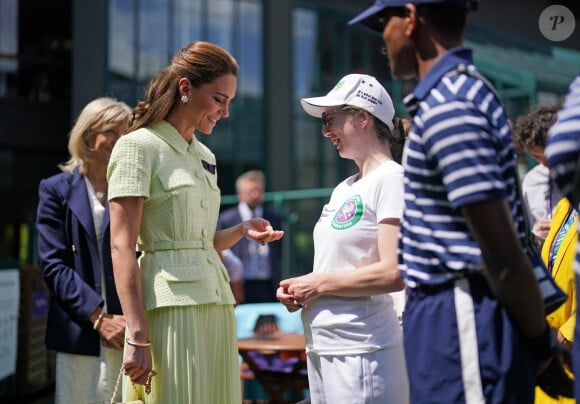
[238,333,308,403]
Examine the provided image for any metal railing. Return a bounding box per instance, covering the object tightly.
[221,187,334,208]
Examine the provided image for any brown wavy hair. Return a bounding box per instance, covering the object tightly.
[130,41,239,131]
[512,102,562,153]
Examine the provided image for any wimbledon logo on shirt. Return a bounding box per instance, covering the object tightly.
[332,195,363,230]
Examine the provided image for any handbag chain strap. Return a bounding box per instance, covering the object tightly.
[110,365,156,403]
[110,365,125,404]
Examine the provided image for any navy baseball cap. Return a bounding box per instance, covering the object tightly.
[349,0,478,32]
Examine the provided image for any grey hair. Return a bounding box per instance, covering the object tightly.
[235,170,265,192]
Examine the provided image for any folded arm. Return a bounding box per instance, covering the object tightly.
[461,198,546,338]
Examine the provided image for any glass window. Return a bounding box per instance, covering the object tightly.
[0,0,18,98]
[0,0,71,102]
[294,8,319,191]
[106,0,265,194]
[109,0,170,101]
[203,0,265,192]
[109,0,136,79]
[138,0,170,80]
[173,0,203,51]
[208,0,234,52]
[237,1,263,98]
[108,0,137,103]
[292,5,395,191]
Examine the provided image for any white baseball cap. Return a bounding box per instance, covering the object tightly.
[301,74,395,131]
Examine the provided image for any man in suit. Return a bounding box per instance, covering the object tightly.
[218,170,283,303]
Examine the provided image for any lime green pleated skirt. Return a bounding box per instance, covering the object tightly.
[123,304,241,404]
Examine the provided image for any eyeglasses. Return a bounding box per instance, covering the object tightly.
[321,106,360,128]
[321,110,339,128]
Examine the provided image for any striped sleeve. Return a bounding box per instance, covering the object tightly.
[420,89,507,209]
[545,75,580,203]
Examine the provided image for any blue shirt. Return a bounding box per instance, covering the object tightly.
[545,75,580,274]
[399,47,526,286]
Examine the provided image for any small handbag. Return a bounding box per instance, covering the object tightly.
[110,365,154,404]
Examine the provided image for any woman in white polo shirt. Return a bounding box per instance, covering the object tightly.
[277,74,409,403]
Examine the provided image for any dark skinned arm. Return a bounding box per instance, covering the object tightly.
[460,197,546,339]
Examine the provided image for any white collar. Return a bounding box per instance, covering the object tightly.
[239,202,263,220]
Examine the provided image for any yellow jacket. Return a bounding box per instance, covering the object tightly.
[542,198,577,341]
[535,197,577,404]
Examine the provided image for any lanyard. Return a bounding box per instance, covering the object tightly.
[546,180,552,219]
[548,207,576,271]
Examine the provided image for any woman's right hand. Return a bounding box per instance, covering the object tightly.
[276,285,302,313]
[123,343,153,385]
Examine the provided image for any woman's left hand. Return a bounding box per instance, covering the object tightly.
[242,218,284,244]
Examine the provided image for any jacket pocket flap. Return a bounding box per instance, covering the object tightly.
[158,168,196,190]
[161,265,202,282]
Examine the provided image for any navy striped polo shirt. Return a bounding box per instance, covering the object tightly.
[546,75,580,204]
[399,47,527,286]
[546,75,580,274]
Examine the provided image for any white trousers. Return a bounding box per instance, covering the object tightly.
[307,344,409,404]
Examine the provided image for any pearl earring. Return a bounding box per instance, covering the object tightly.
[181,95,189,104]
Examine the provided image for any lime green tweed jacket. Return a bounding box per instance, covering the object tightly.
[108,120,235,310]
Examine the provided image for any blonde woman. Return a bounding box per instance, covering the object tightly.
[37,97,131,403]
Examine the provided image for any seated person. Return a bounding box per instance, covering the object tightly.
[246,314,303,373]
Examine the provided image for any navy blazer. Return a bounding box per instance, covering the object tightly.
[36,169,122,356]
[217,204,283,288]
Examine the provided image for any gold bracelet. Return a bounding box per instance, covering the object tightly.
[126,338,151,348]
[93,310,105,330]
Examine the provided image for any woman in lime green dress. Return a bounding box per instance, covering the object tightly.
[107,41,283,403]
